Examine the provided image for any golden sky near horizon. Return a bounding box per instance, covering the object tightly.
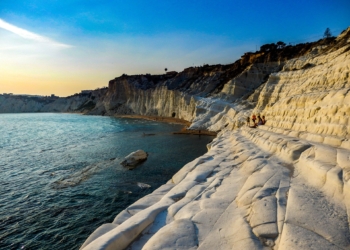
[0,20,108,96]
[0,17,257,97]
[1,1,349,98]
[1,72,110,97]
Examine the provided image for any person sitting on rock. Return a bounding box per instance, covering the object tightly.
[257,115,263,126]
[252,114,256,125]
[262,115,266,125]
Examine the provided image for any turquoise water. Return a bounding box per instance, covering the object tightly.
[0,113,214,249]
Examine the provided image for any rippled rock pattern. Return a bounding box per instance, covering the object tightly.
[2,27,350,249]
[79,28,350,249]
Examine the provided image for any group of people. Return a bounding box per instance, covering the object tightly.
[246,114,266,128]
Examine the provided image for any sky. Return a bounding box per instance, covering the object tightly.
[1,0,350,96]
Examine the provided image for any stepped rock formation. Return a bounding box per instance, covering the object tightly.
[79,28,350,249]
[1,27,350,249]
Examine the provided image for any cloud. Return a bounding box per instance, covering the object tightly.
[0,18,71,48]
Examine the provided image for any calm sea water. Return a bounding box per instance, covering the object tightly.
[0,113,214,250]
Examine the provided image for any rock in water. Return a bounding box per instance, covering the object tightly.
[136,182,151,189]
[120,150,148,169]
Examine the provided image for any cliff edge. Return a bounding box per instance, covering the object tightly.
[79,27,350,250]
[2,27,350,250]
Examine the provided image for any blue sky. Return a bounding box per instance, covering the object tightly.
[1,0,349,96]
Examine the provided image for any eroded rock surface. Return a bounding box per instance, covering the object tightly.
[80,28,350,250]
[2,27,347,249]
[81,128,350,250]
[120,150,148,169]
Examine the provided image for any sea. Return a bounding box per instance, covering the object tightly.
[0,113,214,249]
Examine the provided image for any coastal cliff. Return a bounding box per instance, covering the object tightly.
[0,88,107,113]
[79,27,350,250]
[2,27,350,249]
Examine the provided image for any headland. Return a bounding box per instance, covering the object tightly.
[2,27,350,250]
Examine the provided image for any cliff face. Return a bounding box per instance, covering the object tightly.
[0,95,57,113]
[255,44,350,139]
[84,33,343,127]
[93,77,197,121]
[0,88,108,113]
[80,28,350,250]
[2,32,343,126]
[2,27,350,250]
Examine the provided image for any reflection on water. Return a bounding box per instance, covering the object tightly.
[0,113,214,249]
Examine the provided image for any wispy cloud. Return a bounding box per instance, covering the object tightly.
[0,18,71,48]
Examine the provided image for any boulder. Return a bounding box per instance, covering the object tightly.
[120,150,148,168]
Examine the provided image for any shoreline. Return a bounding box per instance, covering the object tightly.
[115,114,217,136]
[173,127,217,136]
[114,114,191,126]
[81,126,350,250]
[1,112,214,249]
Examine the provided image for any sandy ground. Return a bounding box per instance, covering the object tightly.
[115,115,217,136]
[173,127,217,136]
[115,114,191,126]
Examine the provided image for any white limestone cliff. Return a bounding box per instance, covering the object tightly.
[80,28,350,249]
[1,27,349,250]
